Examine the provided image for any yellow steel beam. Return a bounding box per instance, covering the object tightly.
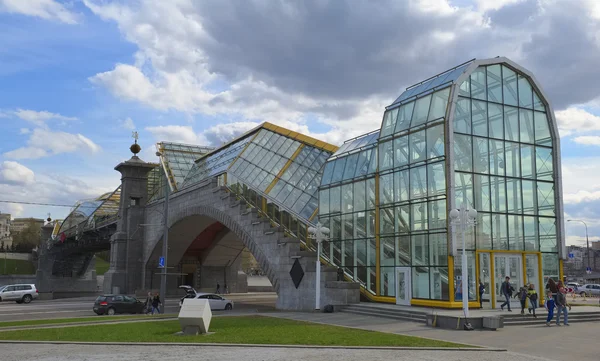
[448,255,455,303]
[227,130,261,171]
[262,122,339,153]
[265,144,304,195]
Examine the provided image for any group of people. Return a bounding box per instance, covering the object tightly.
[497,276,570,326]
[144,292,162,315]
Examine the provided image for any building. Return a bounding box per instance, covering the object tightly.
[0,212,11,247]
[592,241,600,251]
[10,218,45,236]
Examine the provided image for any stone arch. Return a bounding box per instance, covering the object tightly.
[146,203,278,292]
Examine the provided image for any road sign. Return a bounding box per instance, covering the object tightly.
[158,257,165,268]
[569,253,574,259]
[587,267,592,271]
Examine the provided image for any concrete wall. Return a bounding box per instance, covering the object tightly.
[1,253,32,261]
[0,275,36,286]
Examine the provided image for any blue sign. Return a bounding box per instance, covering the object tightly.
[569,253,574,259]
[158,257,165,268]
[587,267,592,272]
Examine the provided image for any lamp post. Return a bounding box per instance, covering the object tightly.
[567,219,590,273]
[449,203,477,318]
[308,222,330,310]
[156,150,170,314]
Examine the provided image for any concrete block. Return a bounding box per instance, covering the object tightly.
[178,298,212,334]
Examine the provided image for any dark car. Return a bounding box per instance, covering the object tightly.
[93,294,145,315]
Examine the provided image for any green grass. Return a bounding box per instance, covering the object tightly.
[95,257,110,276]
[0,259,35,275]
[0,315,176,328]
[0,316,467,347]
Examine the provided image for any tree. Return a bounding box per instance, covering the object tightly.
[12,220,41,253]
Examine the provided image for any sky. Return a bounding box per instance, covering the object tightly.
[0,0,599,247]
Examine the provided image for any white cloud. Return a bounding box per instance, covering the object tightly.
[120,117,135,130]
[12,109,77,129]
[564,190,600,205]
[146,125,198,144]
[0,161,35,185]
[19,128,30,135]
[474,0,525,12]
[555,107,600,137]
[3,129,100,160]
[573,136,600,146]
[0,0,79,24]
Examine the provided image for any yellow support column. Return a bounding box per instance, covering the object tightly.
[448,255,455,303]
[537,252,544,307]
[559,258,564,282]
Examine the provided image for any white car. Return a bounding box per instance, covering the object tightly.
[179,292,234,311]
[0,284,39,303]
[578,284,600,296]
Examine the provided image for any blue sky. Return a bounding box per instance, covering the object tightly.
[0,0,600,247]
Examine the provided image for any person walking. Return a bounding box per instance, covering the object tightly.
[546,278,558,303]
[527,283,538,318]
[479,281,485,308]
[216,283,221,294]
[545,291,556,326]
[151,292,161,315]
[144,292,153,315]
[555,285,570,326]
[515,286,528,315]
[500,276,514,311]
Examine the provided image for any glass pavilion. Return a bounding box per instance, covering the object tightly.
[58,57,563,309]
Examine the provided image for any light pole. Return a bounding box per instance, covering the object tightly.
[308,222,330,310]
[449,203,477,318]
[157,150,170,313]
[567,219,590,273]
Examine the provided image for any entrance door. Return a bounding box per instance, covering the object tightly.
[494,254,522,309]
[479,253,492,308]
[395,267,411,305]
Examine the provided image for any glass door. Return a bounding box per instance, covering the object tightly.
[494,254,523,309]
[395,267,411,306]
[479,253,491,308]
[525,254,541,306]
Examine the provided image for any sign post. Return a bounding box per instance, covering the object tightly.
[158,257,165,268]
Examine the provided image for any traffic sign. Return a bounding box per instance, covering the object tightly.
[158,257,165,268]
[569,253,574,259]
[587,267,592,271]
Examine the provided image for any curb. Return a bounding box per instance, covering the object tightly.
[0,340,506,351]
[0,317,177,332]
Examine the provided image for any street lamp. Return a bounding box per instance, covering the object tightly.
[156,150,170,313]
[567,219,590,274]
[308,222,330,310]
[449,203,477,319]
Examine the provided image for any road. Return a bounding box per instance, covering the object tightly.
[0,293,277,322]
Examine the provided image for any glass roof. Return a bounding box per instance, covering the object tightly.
[181,135,253,188]
[390,59,474,107]
[156,142,214,191]
[57,186,121,235]
[332,130,379,158]
[321,144,378,187]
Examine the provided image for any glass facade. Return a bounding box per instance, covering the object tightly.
[156,142,213,191]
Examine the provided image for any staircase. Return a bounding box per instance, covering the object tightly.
[340,303,428,323]
[501,308,600,326]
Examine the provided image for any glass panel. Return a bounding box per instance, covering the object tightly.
[472,100,487,137]
[476,212,492,249]
[470,67,486,100]
[454,252,476,301]
[381,108,399,137]
[479,253,491,307]
[506,178,522,214]
[533,91,546,112]
[410,165,427,200]
[409,130,426,163]
[426,124,444,159]
[505,141,521,178]
[412,267,430,299]
[354,180,366,212]
[522,180,536,215]
[397,235,410,266]
[381,238,395,267]
[489,103,504,140]
[428,199,446,229]
[380,267,395,297]
[411,234,428,266]
[474,174,491,212]
[319,188,329,215]
[412,94,432,127]
[411,202,428,231]
[341,183,353,213]
[521,145,535,179]
[396,169,410,202]
[329,186,341,213]
[379,140,394,171]
[454,134,472,172]
[459,79,470,97]
[539,217,557,252]
[535,112,552,146]
[396,205,410,233]
[429,233,448,266]
[454,97,471,134]
[520,109,534,144]
[380,208,395,235]
[354,212,367,238]
[394,136,409,168]
[428,88,450,121]
[518,75,533,109]
[502,65,518,106]
[486,64,502,103]
[504,106,519,142]
[342,153,359,181]
[491,176,507,212]
[542,254,559,284]
[455,172,473,208]
[523,215,539,250]
[394,101,415,133]
[489,139,505,176]
[330,157,347,184]
[508,215,524,250]
[537,181,555,216]
[342,214,353,240]
[492,213,508,250]
[427,162,445,197]
[331,215,341,240]
[367,178,376,209]
[536,147,553,181]
[355,149,372,177]
[380,173,394,205]
[473,137,489,174]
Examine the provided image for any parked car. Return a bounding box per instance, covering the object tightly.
[578,284,600,296]
[93,294,145,315]
[0,284,39,304]
[567,282,581,291]
[178,285,197,307]
[179,292,234,311]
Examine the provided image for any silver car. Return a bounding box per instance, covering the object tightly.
[0,284,39,303]
[578,284,600,296]
[180,292,234,311]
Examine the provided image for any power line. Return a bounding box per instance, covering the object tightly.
[0,200,100,209]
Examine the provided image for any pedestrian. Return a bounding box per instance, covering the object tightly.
[144,291,153,315]
[151,292,161,315]
[555,285,570,326]
[224,283,229,294]
[546,278,558,303]
[527,283,538,318]
[216,283,220,294]
[515,286,528,315]
[500,276,514,311]
[545,291,556,326]
[479,281,485,308]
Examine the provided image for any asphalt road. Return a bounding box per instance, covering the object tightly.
[0,293,277,322]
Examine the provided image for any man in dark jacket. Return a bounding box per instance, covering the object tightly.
[500,276,514,311]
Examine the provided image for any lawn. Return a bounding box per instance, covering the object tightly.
[0,315,175,329]
[0,316,467,347]
[95,257,110,276]
[0,259,35,275]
